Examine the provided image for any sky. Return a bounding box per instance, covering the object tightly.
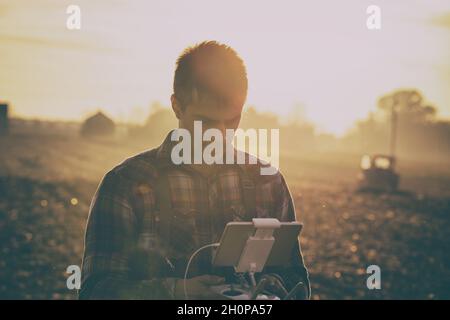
[0,0,449,136]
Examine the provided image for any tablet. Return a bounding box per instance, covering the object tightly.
[212,221,303,268]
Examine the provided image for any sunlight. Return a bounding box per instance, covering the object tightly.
[0,0,448,136]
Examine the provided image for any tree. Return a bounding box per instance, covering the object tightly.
[377,89,437,124]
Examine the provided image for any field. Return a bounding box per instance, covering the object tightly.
[0,132,449,299]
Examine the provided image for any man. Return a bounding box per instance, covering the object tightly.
[79,41,310,299]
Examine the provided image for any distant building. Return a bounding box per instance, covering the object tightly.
[0,103,8,134]
[80,111,115,137]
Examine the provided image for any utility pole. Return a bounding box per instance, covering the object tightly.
[389,102,397,158]
[0,103,9,134]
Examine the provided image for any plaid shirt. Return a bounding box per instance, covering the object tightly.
[80,129,310,299]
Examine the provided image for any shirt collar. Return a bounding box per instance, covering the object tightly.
[155,129,179,165]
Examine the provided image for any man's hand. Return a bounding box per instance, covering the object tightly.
[175,275,229,300]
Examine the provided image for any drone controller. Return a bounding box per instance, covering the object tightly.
[208,218,304,300]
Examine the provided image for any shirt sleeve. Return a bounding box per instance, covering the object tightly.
[79,170,177,299]
[263,173,311,300]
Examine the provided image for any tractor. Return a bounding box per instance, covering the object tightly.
[357,154,399,191]
[356,94,402,192]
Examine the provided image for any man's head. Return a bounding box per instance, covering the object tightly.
[171,41,248,136]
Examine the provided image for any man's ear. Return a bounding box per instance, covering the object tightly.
[171,94,183,120]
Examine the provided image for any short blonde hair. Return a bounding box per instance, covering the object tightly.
[173,41,248,109]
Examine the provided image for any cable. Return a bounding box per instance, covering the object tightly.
[284,281,306,300]
[183,242,220,300]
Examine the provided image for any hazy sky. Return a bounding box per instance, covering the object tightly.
[0,0,449,135]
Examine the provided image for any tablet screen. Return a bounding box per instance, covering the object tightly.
[212,221,302,268]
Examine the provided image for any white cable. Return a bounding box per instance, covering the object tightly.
[183,242,220,300]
